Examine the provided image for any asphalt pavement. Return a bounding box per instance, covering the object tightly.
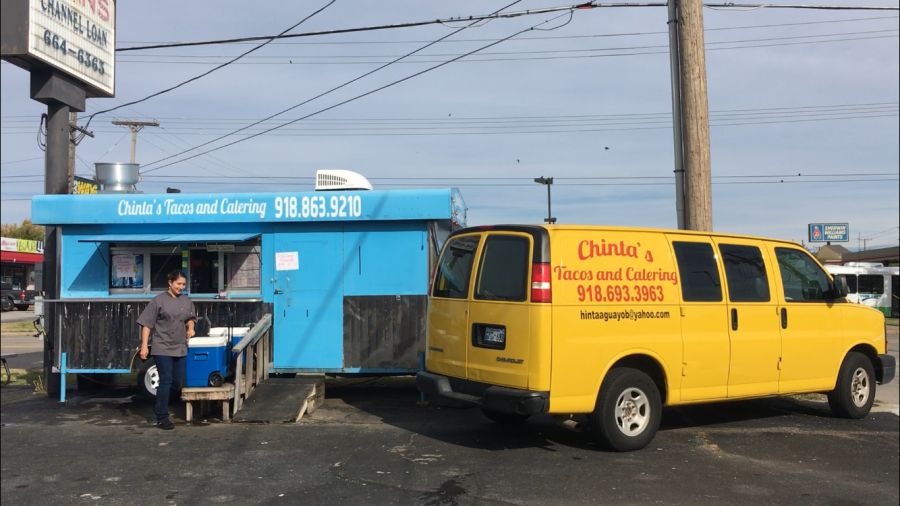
[1,374,898,506]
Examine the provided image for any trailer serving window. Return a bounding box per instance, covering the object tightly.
[188,244,261,295]
[80,233,262,296]
[109,245,183,294]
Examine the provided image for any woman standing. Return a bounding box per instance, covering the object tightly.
[138,270,196,430]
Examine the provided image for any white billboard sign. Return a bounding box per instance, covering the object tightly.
[27,0,116,97]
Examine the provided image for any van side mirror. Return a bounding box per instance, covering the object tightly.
[832,276,848,299]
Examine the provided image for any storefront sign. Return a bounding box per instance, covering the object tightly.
[1,237,44,254]
[808,223,849,242]
[74,175,98,194]
[32,190,467,227]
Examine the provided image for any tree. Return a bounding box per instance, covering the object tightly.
[1,219,44,242]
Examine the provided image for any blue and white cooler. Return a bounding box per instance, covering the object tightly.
[186,327,249,387]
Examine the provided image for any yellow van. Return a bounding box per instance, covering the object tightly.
[416,225,895,451]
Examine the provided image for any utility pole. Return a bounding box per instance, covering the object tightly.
[112,120,159,163]
[677,0,713,231]
[68,112,77,193]
[666,0,686,230]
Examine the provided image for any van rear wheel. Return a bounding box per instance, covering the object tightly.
[589,368,661,452]
[827,352,876,419]
[481,409,530,425]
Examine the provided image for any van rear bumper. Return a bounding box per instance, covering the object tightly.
[877,354,895,385]
[416,371,549,415]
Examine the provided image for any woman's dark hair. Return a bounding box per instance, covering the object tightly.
[167,269,187,282]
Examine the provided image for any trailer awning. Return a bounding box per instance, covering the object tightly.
[77,233,260,243]
[160,233,260,243]
[78,234,174,243]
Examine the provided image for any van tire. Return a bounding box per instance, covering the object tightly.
[589,368,662,452]
[481,409,530,425]
[827,352,876,419]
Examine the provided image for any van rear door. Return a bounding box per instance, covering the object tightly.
[466,232,534,388]
[427,234,481,380]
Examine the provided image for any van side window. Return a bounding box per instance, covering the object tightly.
[672,242,722,302]
[774,248,831,302]
[432,236,480,299]
[835,274,858,294]
[858,275,885,295]
[474,236,530,302]
[719,244,770,302]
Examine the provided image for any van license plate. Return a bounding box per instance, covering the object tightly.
[484,327,505,344]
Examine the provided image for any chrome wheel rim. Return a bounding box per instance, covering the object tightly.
[850,367,870,407]
[615,387,650,437]
[145,365,159,396]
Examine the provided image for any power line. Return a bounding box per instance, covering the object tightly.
[141,2,576,173]
[81,1,338,131]
[115,15,899,46]
[115,33,900,65]
[118,29,899,62]
[8,101,892,123]
[133,0,531,171]
[0,156,43,165]
[115,3,899,52]
[4,172,896,183]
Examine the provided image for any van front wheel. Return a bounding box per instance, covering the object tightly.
[589,368,662,452]
[827,352,876,419]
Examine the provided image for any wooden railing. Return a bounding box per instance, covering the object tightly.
[232,313,272,413]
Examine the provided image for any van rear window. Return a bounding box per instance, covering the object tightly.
[672,242,723,302]
[474,235,530,302]
[432,236,480,299]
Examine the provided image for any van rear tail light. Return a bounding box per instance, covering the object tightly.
[531,263,552,303]
[20,290,25,300]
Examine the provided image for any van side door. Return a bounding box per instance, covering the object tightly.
[714,239,781,398]
[770,246,843,393]
[668,236,730,401]
[466,233,534,389]
[427,234,481,380]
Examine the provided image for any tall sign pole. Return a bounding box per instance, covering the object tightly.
[2,0,116,397]
[677,0,713,231]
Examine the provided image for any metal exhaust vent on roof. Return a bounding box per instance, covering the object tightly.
[315,170,373,191]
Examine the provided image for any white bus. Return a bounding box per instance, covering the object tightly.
[825,262,899,318]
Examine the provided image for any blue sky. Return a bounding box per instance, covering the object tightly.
[2,0,898,249]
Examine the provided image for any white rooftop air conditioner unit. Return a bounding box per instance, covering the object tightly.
[315,170,374,191]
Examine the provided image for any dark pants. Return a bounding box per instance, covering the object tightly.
[153,355,185,422]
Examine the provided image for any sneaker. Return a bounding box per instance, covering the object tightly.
[156,419,175,430]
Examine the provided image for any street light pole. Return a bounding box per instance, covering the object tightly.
[534,177,557,224]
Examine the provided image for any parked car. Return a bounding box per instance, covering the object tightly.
[0,281,39,311]
[0,294,11,312]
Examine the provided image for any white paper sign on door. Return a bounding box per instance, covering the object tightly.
[275,251,299,271]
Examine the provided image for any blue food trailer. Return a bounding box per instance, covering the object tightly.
[31,178,466,399]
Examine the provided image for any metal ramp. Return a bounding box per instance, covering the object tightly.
[232,377,325,423]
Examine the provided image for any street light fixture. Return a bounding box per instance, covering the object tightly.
[534,176,556,224]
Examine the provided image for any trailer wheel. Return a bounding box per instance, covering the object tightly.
[137,357,159,400]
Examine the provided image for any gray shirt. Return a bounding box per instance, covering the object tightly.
[137,293,196,357]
